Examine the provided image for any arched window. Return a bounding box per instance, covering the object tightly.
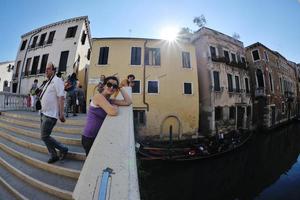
[256,69,264,88]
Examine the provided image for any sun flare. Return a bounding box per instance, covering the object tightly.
[160,26,179,41]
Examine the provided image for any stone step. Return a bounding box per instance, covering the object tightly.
[0,111,86,126]
[0,177,21,200]
[0,157,72,200]
[0,127,84,154]
[0,149,77,191]
[0,137,83,171]
[0,119,81,139]
[0,130,86,161]
[0,116,82,134]
[0,143,80,179]
[0,121,81,146]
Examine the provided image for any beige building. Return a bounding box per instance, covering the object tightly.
[87,38,199,140]
[192,27,252,135]
[13,16,91,94]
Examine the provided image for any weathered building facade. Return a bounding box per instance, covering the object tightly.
[192,27,252,135]
[0,61,14,92]
[246,43,298,129]
[12,16,91,94]
[88,38,199,140]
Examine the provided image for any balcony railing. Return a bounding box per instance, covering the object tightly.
[211,56,247,69]
[255,87,266,97]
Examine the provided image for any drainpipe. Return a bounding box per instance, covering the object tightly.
[18,29,42,94]
[143,40,149,111]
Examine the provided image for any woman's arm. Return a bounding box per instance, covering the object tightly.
[93,94,118,116]
[111,87,132,106]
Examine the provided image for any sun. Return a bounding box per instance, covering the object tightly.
[160,26,179,41]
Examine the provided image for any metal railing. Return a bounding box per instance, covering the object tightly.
[0,92,31,111]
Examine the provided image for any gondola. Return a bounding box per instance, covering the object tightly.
[136,129,252,161]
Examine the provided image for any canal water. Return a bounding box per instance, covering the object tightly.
[139,122,300,200]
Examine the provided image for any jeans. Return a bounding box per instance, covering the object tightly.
[40,114,68,158]
[81,135,95,156]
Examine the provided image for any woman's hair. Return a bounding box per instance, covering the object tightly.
[103,76,119,86]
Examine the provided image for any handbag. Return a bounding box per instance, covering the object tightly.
[36,75,55,110]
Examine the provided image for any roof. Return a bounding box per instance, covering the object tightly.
[21,16,90,38]
[192,26,244,45]
[92,37,161,41]
[0,61,14,65]
[246,42,288,60]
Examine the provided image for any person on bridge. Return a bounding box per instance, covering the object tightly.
[40,63,68,163]
[82,76,132,156]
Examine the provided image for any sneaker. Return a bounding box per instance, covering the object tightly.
[47,156,59,164]
[59,148,68,160]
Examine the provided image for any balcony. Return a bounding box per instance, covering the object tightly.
[255,87,266,98]
[211,56,247,69]
[285,91,295,101]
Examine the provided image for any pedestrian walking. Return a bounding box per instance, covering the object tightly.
[40,63,68,163]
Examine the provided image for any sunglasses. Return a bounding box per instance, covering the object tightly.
[106,82,118,89]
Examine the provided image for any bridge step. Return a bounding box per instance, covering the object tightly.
[0,121,81,146]
[0,116,82,134]
[0,111,86,126]
[0,111,87,199]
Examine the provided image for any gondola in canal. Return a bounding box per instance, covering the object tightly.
[136,129,252,161]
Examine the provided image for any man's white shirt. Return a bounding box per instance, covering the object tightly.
[41,75,64,119]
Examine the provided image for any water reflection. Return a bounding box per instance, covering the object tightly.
[139,123,300,200]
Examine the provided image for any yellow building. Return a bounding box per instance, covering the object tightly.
[87,38,199,141]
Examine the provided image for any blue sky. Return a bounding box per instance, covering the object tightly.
[0,0,299,63]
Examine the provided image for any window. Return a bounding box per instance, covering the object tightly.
[24,58,32,76]
[210,46,217,59]
[241,57,246,64]
[147,80,159,94]
[264,50,269,62]
[252,50,260,61]
[235,76,240,92]
[87,49,91,60]
[229,106,235,120]
[20,40,27,51]
[133,110,146,126]
[31,36,38,48]
[227,74,233,92]
[39,54,49,74]
[38,33,47,46]
[269,73,273,92]
[224,50,230,62]
[31,56,40,75]
[58,51,69,72]
[3,80,8,88]
[281,102,285,113]
[245,77,250,93]
[145,48,160,66]
[47,31,55,44]
[132,80,141,93]
[231,53,237,63]
[213,71,220,91]
[15,61,21,77]
[184,82,192,95]
[215,107,222,121]
[182,52,191,68]
[131,47,141,65]
[256,69,264,88]
[279,77,283,93]
[81,31,87,45]
[66,26,78,38]
[98,47,109,65]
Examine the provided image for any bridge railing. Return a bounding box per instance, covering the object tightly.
[73,88,140,200]
[0,92,31,112]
